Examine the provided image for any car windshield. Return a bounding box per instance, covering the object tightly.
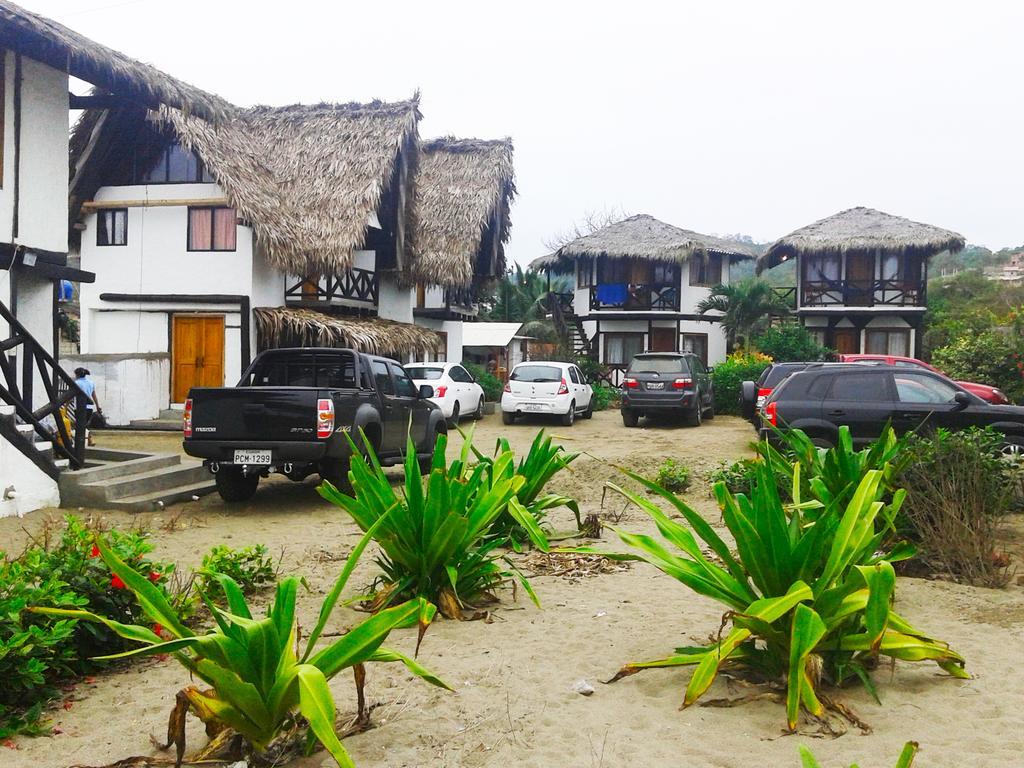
[405,366,444,381]
[628,356,689,375]
[511,365,562,383]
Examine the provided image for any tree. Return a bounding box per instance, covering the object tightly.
[696,278,789,350]
[479,264,570,342]
[542,206,629,252]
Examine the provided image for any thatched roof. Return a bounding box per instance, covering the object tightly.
[0,0,231,121]
[163,98,420,277]
[758,207,966,274]
[254,307,440,357]
[532,214,757,271]
[411,137,515,288]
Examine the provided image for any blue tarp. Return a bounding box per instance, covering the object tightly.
[595,283,628,305]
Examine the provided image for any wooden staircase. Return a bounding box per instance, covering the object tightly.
[545,292,596,360]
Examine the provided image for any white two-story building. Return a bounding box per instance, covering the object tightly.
[533,214,755,383]
[70,97,514,424]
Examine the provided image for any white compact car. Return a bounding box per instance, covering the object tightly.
[406,362,486,424]
[501,361,593,426]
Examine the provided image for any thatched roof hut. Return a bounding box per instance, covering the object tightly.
[70,97,422,278]
[164,99,420,277]
[254,307,440,357]
[532,214,757,271]
[0,0,231,121]
[758,207,965,274]
[411,137,515,288]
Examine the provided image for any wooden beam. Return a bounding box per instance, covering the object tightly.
[81,197,229,210]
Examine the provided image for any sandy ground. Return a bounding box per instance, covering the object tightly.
[2,412,1023,768]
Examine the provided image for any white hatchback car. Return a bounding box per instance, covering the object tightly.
[501,361,593,426]
[406,362,486,424]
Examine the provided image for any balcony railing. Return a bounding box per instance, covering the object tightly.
[799,279,924,308]
[772,286,797,310]
[589,283,679,311]
[285,267,378,305]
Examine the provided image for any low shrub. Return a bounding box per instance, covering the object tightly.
[706,459,754,495]
[464,362,504,402]
[654,458,690,492]
[931,329,1024,403]
[896,428,1016,586]
[799,741,918,768]
[752,323,832,362]
[596,456,966,729]
[319,432,548,619]
[589,383,618,411]
[711,352,772,415]
[35,532,449,768]
[1,516,188,737]
[197,544,277,598]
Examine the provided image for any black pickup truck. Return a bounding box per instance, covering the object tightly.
[183,347,447,501]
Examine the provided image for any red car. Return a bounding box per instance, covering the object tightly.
[838,355,1010,404]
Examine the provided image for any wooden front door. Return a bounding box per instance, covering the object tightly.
[832,328,859,355]
[172,315,225,402]
[845,254,874,306]
[649,327,677,352]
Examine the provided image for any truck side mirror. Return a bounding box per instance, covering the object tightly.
[418,384,435,399]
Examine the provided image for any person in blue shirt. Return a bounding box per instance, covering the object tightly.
[73,367,102,446]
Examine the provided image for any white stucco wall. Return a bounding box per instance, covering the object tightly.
[63,353,170,425]
[0,51,15,245]
[0,435,59,518]
[413,317,464,363]
[378,274,414,323]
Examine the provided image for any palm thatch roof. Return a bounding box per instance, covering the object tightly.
[532,214,757,271]
[162,98,420,277]
[411,137,515,288]
[254,307,440,357]
[0,0,231,121]
[758,207,966,274]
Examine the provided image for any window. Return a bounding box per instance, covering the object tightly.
[828,372,892,402]
[97,209,127,246]
[807,374,832,399]
[807,328,827,347]
[895,374,958,404]
[689,254,722,287]
[389,363,418,397]
[652,262,678,285]
[248,352,356,387]
[140,142,215,184]
[449,366,473,383]
[881,253,900,281]
[577,258,594,288]
[511,365,562,383]
[681,333,709,366]
[574,366,587,384]
[371,360,393,395]
[603,332,644,365]
[865,329,910,357]
[629,355,689,375]
[406,365,445,381]
[805,254,841,281]
[568,367,580,384]
[188,207,237,251]
[435,331,447,362]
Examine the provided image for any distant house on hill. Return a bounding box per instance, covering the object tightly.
[532,214,757,383]
[69,97,514,423]
[757,207,965,357]
[986,251,1024,283]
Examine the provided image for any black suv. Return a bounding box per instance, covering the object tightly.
[620,352,714,428]
[761,365,1024,452]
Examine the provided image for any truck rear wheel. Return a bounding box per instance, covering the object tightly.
[215,467,259,502]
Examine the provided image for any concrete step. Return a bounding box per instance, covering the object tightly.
[67,452,181,483]
[0,405,15,417]
[109,479,217,513]
[76,461,210,502]
[16,423,33,435]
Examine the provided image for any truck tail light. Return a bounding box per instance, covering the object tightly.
[764,401,778,427]
[558,378,569,395]
[623,377,639,389]
[756,387,772,407]
[435,385,447,398]
[672,377,693,389]
[503,380,511,393]
[316,398,334,439]
[183,399,193,438]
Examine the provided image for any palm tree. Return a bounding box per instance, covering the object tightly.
[482,265,571,342]
[697,278,789,351]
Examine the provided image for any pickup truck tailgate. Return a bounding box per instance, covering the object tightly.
[189,388,322,441]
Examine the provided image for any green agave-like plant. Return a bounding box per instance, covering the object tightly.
[598,459,967,729]
[799,740,918,768]
[319,431,547,619]
[33,524,450,768]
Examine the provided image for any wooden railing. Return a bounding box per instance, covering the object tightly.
[589,283,679,311]
[772,286,797,309]
[285,267,378,305]
[0,300,87,471]
[801,279,924,307]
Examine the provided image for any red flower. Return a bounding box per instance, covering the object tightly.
[148,571,160,583]
[90,544,100,558]
[153,623,163,637]
[110,574,126,590]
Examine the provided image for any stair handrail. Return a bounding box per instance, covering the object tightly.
[0,299,88,469]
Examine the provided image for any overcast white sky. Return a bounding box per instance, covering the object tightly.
[23,0,1024,262]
